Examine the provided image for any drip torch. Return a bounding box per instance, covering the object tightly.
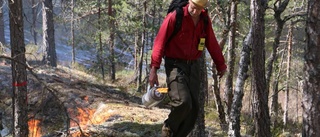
[142,85,168,108]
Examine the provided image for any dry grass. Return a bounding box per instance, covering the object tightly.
[0,53,303,136]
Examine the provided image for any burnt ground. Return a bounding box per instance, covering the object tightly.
[0,61,171,137]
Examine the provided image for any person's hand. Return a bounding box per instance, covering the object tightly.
[217,69,226,79]
[149,66,159,87]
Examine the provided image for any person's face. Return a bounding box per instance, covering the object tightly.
[188,1,204,17]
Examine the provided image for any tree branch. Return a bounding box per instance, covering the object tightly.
[283,11,307,22]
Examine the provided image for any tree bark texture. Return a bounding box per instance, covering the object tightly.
[303,0,320,136]
[42,0,57,67]
[9,0,29,136]
[284,22,293,128]
[137,1,147,92]
[265,0,289,91]
[266,0,289,127]
[228,28,251,137]
[224,0,237,116]
[98,0,105,80]
[108,0,116,81]
[190,52,207,137]
[0,0,5,44]
[32,0,38,45]
[131,31,140,86]
[250,0,271,136]
[211,61,227,131]
[71,0,75,64]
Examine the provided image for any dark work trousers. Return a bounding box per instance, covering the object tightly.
[164,58,200,137]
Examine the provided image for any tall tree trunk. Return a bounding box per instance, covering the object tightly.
[0,0,5,44]
[42,0,57,67]
[210,0,229,130]
[284,22,293,128]
[228,28,251,137]
[132,31,140,85]
[265,0,289,89]
[250,0,271,136]
[190,52,207,137]
[136,1,146,92]
[71,0,75,64]
[303,0,320,136]
[98,0,105,80]
[32,0,38,45]
[224,0,238,117]
[132,1,143,87]
[9,0,29,136]
[266,1,289,127]
[108,0,115,81]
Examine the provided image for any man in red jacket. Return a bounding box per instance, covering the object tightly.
[149,0,227,136]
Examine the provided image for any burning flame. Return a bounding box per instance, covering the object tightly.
[70,108,95,128]
[70,103,115,137]
[28,119,41,137]
[27,95,115,137]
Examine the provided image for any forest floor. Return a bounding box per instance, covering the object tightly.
[0,60,225,137]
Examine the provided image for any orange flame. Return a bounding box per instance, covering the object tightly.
[28,119,41,137]
[70,108,95,128]
[69,104,115,137]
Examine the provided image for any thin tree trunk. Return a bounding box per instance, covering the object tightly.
[190,52,207,137]
[224,0,237,116]
[284,22,293,128]
[132,31,139,85]
[265,0,289,89]
[250,0,271,136]
[9,0,29,136]
[32,0,38,45]
[211,62,227,131]
[132,1,143,87]
[137,1,146,92]
[266,1,290,127]
[302,0,320,136]
[210,0,229,130]
[0,0,5,44]
[42,0,57,67]
[228,28,251,137]
[108,0,115,81]
[71,0,75,64]
[98,0,105,80]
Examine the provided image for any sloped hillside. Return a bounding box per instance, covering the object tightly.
[0,62,171,137]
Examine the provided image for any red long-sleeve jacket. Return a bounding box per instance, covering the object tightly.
[151,4,227,72]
